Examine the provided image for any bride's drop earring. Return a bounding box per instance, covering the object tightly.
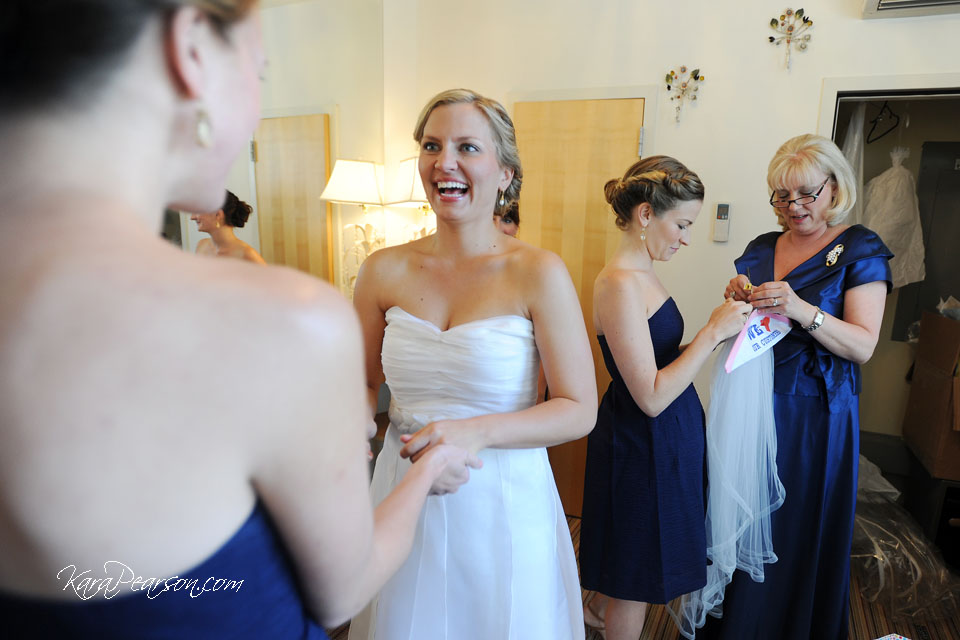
[640,227,647,242]
[498,190,506,207]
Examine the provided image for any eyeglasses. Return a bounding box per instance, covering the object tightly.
[769,178,829,209]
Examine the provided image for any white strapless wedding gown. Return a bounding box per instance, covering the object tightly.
[348,307,584,640]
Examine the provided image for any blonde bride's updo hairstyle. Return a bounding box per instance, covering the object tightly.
[604,155,704,230]
[413,88,523,214]
[767,134,856,229]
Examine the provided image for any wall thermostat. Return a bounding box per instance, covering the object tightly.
[713,203,730,242]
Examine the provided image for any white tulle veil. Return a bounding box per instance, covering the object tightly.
[666,338,786,638]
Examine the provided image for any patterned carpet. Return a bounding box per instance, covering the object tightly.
[328,515,959,640]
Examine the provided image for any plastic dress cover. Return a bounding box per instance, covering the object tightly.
[852,456,960,621]
[863,147,925,289]
[842,103,867,226]
[667,340,786,638]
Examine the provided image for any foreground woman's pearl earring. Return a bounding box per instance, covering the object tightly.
[196,108,213,148]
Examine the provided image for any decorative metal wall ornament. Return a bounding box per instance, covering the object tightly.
[665,66,703,123]
[768,8,813,70]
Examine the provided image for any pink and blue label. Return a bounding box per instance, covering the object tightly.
[724,310,793,373]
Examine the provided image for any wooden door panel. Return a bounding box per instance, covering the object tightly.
[514,98,644,516]
[253,114,333,282]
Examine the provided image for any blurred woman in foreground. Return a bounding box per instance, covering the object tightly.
[0,2,478,637]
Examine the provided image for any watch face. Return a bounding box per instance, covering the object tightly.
[805,309,824,331]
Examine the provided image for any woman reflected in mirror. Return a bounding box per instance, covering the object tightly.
[191,190,266,264]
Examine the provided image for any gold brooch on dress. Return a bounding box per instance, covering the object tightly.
[826,243,844,267]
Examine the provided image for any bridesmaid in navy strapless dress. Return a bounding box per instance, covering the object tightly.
[0,501,329,640]
[581,298,708,602]
[577,156,751,638]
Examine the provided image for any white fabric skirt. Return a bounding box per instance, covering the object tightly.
[348,424,584,640]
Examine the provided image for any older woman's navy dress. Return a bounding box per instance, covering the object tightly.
[702,224,892,640]
[580,297,707,604]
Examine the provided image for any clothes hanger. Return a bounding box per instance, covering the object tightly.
[866,101,900,144]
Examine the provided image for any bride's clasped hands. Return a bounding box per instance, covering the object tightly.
[399,421,486,494]
[403,436,485,495]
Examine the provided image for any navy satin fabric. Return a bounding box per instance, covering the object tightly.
[0,501,329,640]
[734,224,893,411]
[702,224,892,639]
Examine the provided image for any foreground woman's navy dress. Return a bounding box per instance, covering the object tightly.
[0,501,329,639]
[702,224,892,639]
[580,297,707,604]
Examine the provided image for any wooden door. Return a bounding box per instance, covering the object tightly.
[514,98,644,516]
[253,114,333,282]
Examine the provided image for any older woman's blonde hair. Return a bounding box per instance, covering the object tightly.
[767,134,856,229]
[413,89,523,213]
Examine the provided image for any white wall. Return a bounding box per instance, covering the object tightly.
[383,0,960,426]
[259,0,383,162]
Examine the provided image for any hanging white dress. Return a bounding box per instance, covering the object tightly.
[348,306,583,640]
[863,147,925,289]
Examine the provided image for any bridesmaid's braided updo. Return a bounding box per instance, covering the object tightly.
[604,156,704,230]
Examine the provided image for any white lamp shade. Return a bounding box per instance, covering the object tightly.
[385,157,429,206]
[320,159,383,205]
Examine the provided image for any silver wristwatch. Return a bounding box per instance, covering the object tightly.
[803,307,825,332]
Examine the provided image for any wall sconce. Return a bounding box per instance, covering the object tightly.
[386,157,429,209]
[385,157,435,240]
[320,159,385,295]
[320,159,383,210]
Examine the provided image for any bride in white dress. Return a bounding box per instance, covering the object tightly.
[348,89,598,640]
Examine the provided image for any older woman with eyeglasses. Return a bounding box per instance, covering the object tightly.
[703,134,892,639]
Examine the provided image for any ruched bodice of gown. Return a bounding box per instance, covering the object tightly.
[349,306,584,640]
[382,306,540,431]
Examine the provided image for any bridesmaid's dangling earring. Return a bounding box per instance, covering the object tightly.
[640,227,646,242]
[498,190,506,208]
